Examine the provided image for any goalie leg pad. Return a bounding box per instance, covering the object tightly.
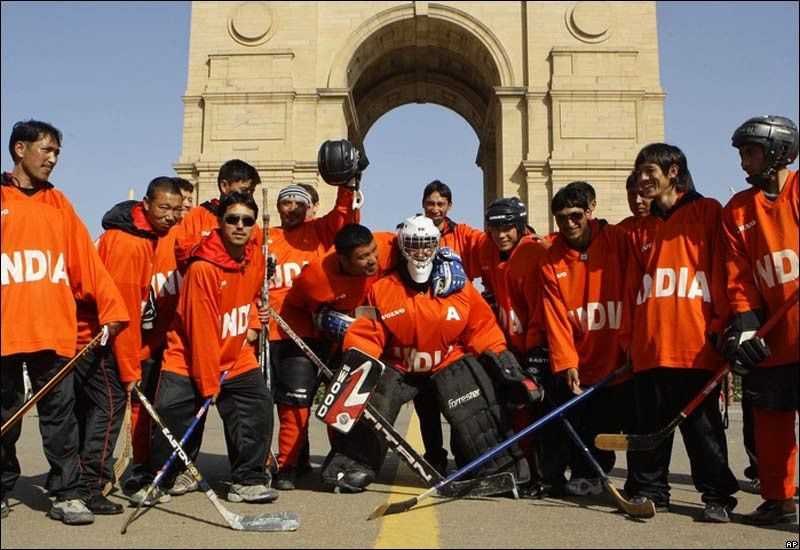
[321,365,415,488]
[431,354,530,484]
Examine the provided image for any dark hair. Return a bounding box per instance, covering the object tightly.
[551,186,589,213]
[625,172,638,190]
[634,143,691,192]
[171,177,195,194]
[219,189,258,219]
[334,223,374,256]
[217,159,260,190]
[298,182,319,204]
[422,180,452,203]
[9,120,62,161]
[146,176,182,200]
[565,181,596,203]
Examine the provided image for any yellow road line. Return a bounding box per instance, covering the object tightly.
[374,409,439,549]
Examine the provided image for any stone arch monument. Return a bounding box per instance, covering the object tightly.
[175,1,664,231]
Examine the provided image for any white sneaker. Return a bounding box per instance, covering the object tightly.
[565,477,603,496]
[129,486,171,507]
[169,470,199,496]
[227,483,278,503]
[48,499,94,525]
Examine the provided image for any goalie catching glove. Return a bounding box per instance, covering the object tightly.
[480,349,544,409]
[724,310,771,376]
[314,306,355,340]
[431,247,467,298]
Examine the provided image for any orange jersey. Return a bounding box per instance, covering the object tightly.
[625,192,729,373]
[1,176,130,358]
[722,170,799,366]
[161,230,264,397]
[174,199,264,273]
[267,186,356,340]
[141,225,184,357]
[343,273,507,374]
[617,215,647,234]
[285,232,398,316]
[438,218,485,280]
[83,202,161,383]
[541,220,630,385]
[471,234,549,353]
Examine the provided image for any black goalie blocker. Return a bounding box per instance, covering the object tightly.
[316,348,385,433]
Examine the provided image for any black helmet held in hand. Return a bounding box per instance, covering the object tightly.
[317,139,369,186]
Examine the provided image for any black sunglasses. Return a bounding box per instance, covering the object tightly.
[224,214,256,227]
[554,211,586,224]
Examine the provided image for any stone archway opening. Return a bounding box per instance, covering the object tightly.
[342,15,505,209]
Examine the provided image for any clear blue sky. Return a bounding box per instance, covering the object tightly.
[2,1,798,238]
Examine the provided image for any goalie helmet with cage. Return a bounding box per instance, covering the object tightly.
[485,197,528,236]
[397,214,441,284]
[731,115,799,185]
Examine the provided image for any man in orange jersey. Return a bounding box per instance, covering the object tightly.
[173,177,195,221]
[268,183,357,490]
[130,191,277,506]
[417,180,485,474]
[462,198,551,497]
[617,172,652,233]
[1,120,128,525]
[321,215,533,493]
[141,160,262,495]
[74,177,183,512]
[724,116,799,525]
[623,143,738,522]
[539,186,634,499]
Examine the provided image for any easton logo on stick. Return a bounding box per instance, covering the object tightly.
[316,348,384,433]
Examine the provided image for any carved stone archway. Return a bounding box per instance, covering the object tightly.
[176,1,664,231]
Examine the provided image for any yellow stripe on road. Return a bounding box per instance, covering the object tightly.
[374,410,440,549]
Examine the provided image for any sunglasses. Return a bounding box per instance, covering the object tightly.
[224,214,256,227]
[554,211,586,224]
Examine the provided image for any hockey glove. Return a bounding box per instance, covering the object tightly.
[480,349,544,409]
[313,306,355,340]
[724,310,771,377]
[524,347,550,388]
[267,254,277,281]
[432,247,467,298]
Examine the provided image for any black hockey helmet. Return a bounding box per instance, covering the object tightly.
[485,197,528,234]
[731,116,798,185]
[317,139,369,185]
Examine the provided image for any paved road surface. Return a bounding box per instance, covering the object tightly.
[1,401,797,548]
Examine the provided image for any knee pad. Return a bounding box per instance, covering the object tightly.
[432,354,530,484]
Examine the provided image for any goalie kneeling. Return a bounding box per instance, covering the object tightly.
[320,215,540,492]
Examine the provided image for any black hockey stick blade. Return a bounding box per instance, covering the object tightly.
[369,496,421,520]
[229,510,301,532]
[438,471,516,498]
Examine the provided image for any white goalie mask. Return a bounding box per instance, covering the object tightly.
[397,215,441,283]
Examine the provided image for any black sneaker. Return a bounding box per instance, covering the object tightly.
[275,467,296,491]
[742,499,796,525]
[123,465,149,493]
[83,494,123,515]
[632,495,670,513]
[702,502,731,523]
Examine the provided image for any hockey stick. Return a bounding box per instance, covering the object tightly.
[268,307,515,499]
[369,363,630,519]
[2,330,104,437]
[121,376,300,534]
[259,186,279,473]
[102,396,133,496]
[555,405,655,518]
[595,288,798,452]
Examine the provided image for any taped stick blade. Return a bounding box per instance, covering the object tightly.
[232,511,301,532]
[439,471,516,498]
[368,497,418,520]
